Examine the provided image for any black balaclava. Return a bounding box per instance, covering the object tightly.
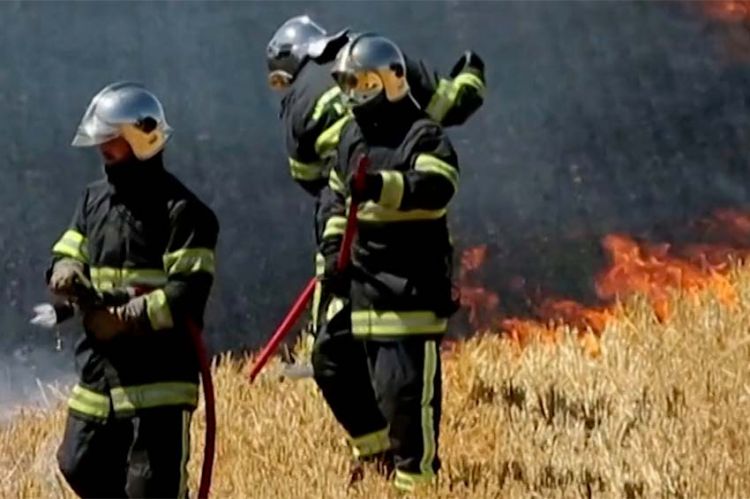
[104,151,166,198]
[352,92,423,144]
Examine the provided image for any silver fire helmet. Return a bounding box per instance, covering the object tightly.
[266,15,328,90]
[71,81,172,160]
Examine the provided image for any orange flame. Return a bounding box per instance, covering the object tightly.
[702,0,750,23]
[458,245,500,331]
[698,0,750,63]
[595,234,738,321]
[457,209,750,352]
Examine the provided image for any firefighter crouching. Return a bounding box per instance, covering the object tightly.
[49,82,219,498]
[315,34,461,492]
[266,14,485,339]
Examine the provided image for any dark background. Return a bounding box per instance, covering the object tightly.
[1,0,749,377]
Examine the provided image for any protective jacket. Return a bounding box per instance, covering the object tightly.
[280,50,484,197]
[317,98,460,340]
[48,154,219,421]
[282,43,483,334]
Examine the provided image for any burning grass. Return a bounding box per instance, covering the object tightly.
[2,266,750,497]
[460,209,750,346]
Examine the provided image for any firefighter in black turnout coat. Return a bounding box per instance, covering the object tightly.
[48,82,218,498]
[316,34,461,492]
[266,14,485,337]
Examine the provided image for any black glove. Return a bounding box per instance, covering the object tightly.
[320,255,350,298]
[349,172,383,203]
[449,50,485,79]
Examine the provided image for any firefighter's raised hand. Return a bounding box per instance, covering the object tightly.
[48,259,86,297]
[449,50,485,79]
[349,172,383,203]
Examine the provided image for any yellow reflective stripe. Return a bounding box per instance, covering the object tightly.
[358,205,446,222]
[61,230,84,244]
[425,73,486,123]
[312,86,346,121]
[329,169,346,194]
[378,171,404,209]
[326,297,346,322]
[178,410,191,499]
[289,157,325,181]
[90,267,167,291]
[350,426,391,458]
[314,115,351,158]
[145,289,174,330]
[394,469,435,492]
[111,382,199,412]
[68,384,110,419]
[351,310,447,337]
[354,200,446,222]
[315,252,325,277]
[420,341,438,475]
[426,79,453,123]
[312,282,322,331]
[52,230,88,263]
[323,215,346,239]
[454,72,486,95]
[414,154,459,190]
[312,253,326,330]
[163,248,216,276]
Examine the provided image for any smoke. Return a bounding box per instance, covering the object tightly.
[0,346,74,420]
[0,0,748,386]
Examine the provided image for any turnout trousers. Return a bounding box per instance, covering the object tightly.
[57,407,192,498]
[364,338,443,493]
[312,299,443,492]
[309,196,330,341]
[311,301,391,459]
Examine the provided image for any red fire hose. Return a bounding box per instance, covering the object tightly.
[248,153,370,382]
[131,287,215,498]
[187,319,215,499]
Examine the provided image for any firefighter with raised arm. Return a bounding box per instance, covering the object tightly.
[266,14,485,339]
[316,34,461,492]
[48,82,219,498]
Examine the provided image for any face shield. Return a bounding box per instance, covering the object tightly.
[332,69,384,106]
[71,96,123,147]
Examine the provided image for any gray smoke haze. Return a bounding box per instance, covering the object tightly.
[0,348,74,420]
[2,1,750,408]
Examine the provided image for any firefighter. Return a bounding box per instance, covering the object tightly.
[266,14,486,339]
[267,14,484,196]
[317,33,461,492]
[48,82,219,498]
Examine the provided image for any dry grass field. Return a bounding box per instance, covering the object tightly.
[2,262,750,498]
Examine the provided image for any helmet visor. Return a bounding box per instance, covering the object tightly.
[332,70,383,106]
[71,100,121,147]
